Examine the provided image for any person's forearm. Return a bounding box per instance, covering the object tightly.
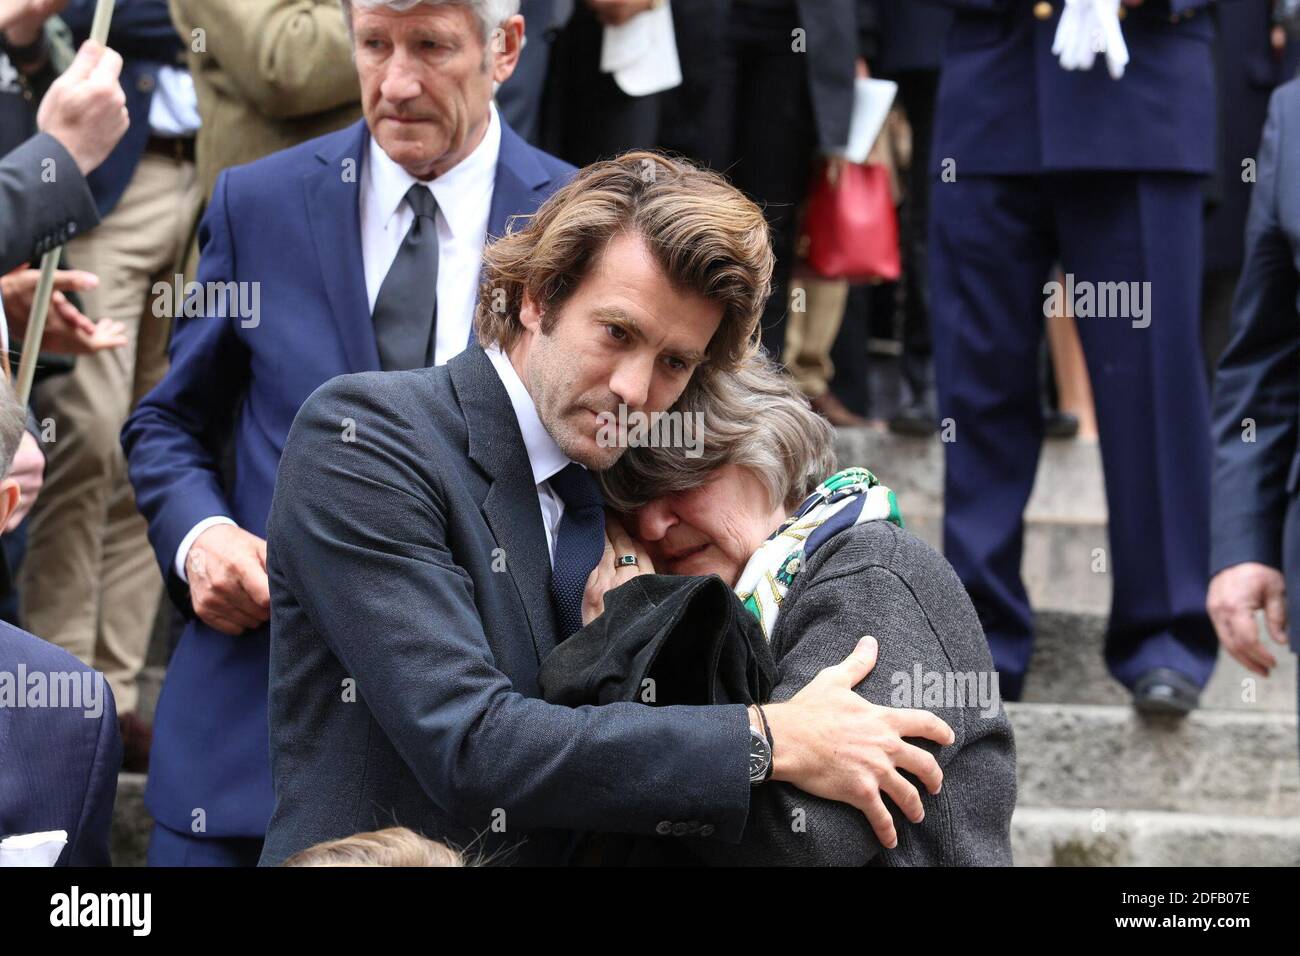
[120,171,247,584]
[0,133,99,274]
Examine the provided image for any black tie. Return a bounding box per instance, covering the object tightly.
[372,183,439,370]
[548,463,607,640]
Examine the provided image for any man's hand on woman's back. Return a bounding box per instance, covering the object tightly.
[756,634,955,850]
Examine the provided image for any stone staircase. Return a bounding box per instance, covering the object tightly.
[107,429,1299,866]
[835,429,1300,866]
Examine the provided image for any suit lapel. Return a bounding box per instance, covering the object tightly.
[303,120,381,373]
[449,347,558,662]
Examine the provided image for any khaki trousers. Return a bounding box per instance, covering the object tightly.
[22,151,200,714]
[783,275,850,399]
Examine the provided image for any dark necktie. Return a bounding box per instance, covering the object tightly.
[548,463,607,640]
[371,183,439,370]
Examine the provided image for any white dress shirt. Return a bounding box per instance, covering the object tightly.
[485,345,578,566]
[148,66,201,137]
[360,102,501,367]
[174,108,504,582]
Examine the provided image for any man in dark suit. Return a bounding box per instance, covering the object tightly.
[1208,76,1300,743]
[259,152,956,867]
[928,0,1224,711]
[685,0,859,359]
[860,0,953,433]
[123,0,574,865]
[0,374,121,866]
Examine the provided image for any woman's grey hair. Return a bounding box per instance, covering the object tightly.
[339,0,520,44]
[0,377,27,476]
[599,354,839,515]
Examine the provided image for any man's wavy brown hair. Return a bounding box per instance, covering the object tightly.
[474,150,774,372]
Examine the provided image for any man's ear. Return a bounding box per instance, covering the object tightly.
[0,478,20,534]
[489,14,524,85]
[519,291,544,334]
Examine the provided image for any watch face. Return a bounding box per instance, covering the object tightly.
[749,729,771,782]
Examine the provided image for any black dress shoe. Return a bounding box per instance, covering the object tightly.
[1042,408,1080,439]
[1132,667,1201,717]
[889,398,937,436]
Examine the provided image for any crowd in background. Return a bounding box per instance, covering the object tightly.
[3,0,1300,866]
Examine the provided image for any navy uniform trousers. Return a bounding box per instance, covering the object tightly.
[926,0,1225,700]
[930,171,1218,700]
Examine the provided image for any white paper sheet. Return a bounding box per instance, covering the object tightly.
[827,77,899,164]
[600,2,682,97]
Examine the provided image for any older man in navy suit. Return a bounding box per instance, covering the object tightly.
[0,374,121,867]
[1208,76,1300,750]
[122,0,574,865]
[928,0,1227,711]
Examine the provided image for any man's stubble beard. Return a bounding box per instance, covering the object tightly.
[525,336,625,473]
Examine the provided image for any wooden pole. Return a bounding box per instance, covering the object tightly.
[14,0,117,402]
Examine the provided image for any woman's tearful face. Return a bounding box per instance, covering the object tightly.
[632,465,787,586]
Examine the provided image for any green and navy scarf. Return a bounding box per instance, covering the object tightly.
[734,467,903,641]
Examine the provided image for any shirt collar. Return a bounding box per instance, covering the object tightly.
[366,102,501,239]
[484,345,570,488]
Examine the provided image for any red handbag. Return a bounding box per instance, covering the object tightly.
[801,159,901,283]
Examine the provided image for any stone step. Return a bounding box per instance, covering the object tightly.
[902,512,1111,615]
[1026,610,1297,712]
[111,755,1300,868]
[1007,702,1300,817]
[833,428,1109,521]
[836,428,1116,614]
[111,772,149,868]
[1012,806,1300,866]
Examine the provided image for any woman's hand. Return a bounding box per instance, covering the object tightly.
[581,512,655,626]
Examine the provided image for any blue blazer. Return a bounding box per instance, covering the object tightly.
[64,0,185,217]
[931,0,1226,175]
[1210,77,1300,654]
[0,621,121,865]
[122,119,575,839]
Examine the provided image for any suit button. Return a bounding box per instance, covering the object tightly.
[699,824,715,837]
[1033,1,1053,20]
[672,822,689,836]
[655,821,672,836]
[1117,5,1126,19]
[137,73,155,93]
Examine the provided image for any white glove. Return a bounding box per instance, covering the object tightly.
[1052,0,1129,80]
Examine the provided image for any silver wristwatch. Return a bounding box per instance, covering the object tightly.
[749,726,772,786]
